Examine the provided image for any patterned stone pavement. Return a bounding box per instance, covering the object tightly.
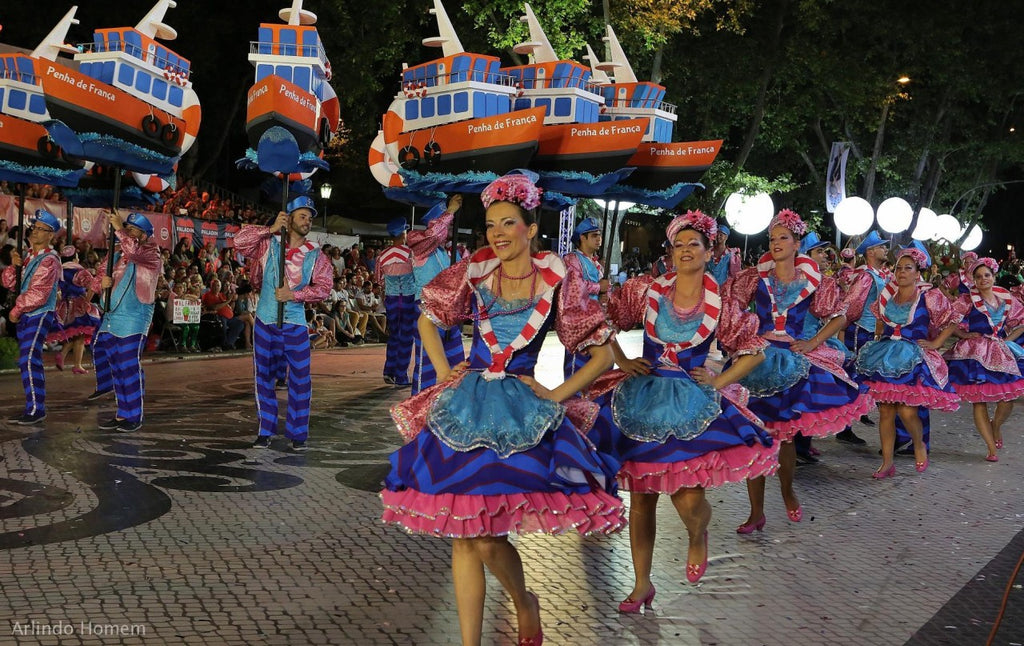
[0,330,1022,645]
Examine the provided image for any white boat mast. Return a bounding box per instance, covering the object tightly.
[30,6,80,61]
[602,25,637,83]
[135,0,179,41]
[422,0,464,56]
[513,3,557,63]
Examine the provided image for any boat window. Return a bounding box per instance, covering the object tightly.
[124,32,143,59]
[0,89,5,110]
[535,98,551,117]
[301,30,319,57]
[453,91,468,113]
[514,98,531,111]
[498,95,510,114]
[169,86,183,107]
[258,28,273,55]
[522,68,536,90]
[280,29,297,57]
[554,97,571,117]
[256,64,272,83]
[152,77,168,101]
[276,65,292,83]
[426,64,438,87]
[405,100,419,121]
[471,58,487,83]
[450,56,470,83]
[99,61,115,84]
[119,64,135,86]
[8,89,26,111]
[421,97,435,118]
[436,94,451,116]
[552,63,570,89]
[136,71,151,94]
[293,66,310,91]
[93,33,105,53]
[109,32,121,54]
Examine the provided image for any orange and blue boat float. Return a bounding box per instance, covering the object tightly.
[39,0,201,175]
[245,0,339,157]
[590,26,722,208]
[0,7,85,186]
[501,4,645,197]
[375,0,544,204]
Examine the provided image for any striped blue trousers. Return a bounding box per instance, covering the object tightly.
[17,311,56,416]
[410,301,465,395]
[253,318,311,441]
[93,331,147,423]
[384,294,415,385]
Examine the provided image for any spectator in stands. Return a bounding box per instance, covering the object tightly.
[171,239,193,269]
[202,277,244,352]
[234,279,255,349]
[357,279,388,342]
[329,246,345,276]
[330,276,360,345]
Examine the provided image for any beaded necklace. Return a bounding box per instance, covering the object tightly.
[471,263,539,321]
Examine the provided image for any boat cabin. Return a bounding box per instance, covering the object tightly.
[249,22,331,103]
[76,27,191,116]
[397,53,515,131]
[596,81,677,143]
[502,61,602,125]
[0,53,47,121]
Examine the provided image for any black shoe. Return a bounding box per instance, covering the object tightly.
[86,389,114,402]
[795,452,820,465]
[859,415,875,426]
[338,340,349,347]
[291,439,307,451]
[10,413,46,425]
[382,375,396,385]
[274,379,287,390]
[353,336,364,346]
[836,429,867,445]
[97,417,124,430]
[117,420,143,433]
[252,435,272,449]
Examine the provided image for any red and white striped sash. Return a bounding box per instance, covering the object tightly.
[877,281,927,340]
[971,286,1014,335]
[284,240,316,289]
[757,253,821,333]
[467,248,564,380]
[644,272,720,367]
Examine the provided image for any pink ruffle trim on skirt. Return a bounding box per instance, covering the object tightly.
[953,380,1024,403]
[767,392,875,442]
[864,381,960,412]
[45,324,98,344]
[618,442,780,494]
[380,488,626,538]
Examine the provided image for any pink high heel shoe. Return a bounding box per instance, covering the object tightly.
[518,592,543,645]
[686,531,709,583]
[985,454,999,462]
[617,584,656,613]
[995,440,1004,450]
[915,458,929,473]
[787,505,803,523]
[735,515,766,535]
[72,367,89,375]
[872,464,896,479]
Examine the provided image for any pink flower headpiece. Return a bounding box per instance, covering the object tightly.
[768,209,807,237]
[666,210,717,244]
[961,251,979,265]
[899,248,929,269]
[481,171,542,212]
[60,245,77,258]
[840,248,855,260]
[969,257,999,277]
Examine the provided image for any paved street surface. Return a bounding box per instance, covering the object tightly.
[0,330,1022,645]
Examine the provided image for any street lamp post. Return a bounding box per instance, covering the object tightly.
[319,182,333,228]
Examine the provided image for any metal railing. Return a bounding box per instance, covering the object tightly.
[249,40,329,68]
[77,41,192,79]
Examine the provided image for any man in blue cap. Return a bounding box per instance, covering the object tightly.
[85,210,162,432]
[406,194,465,394]
[376,215,416,386]
[235,196,333,450]
[562,216,606,379]
[2,210,62,424]
[708,223,741,284]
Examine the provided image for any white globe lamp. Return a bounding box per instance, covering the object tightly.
[960,224,983,251]
[833,197,874,236]
[911,207,938,241]
[933,213,962,244]
[725,192,774,235]
[876,197,913,234]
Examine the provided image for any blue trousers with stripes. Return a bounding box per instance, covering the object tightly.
[410,301,465,395]
[93,331,147,423]
[384,294,415,385]
[17,311,56,416]
[253,319,311,441]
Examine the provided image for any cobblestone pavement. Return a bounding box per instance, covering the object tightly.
[0,331,1022,645]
